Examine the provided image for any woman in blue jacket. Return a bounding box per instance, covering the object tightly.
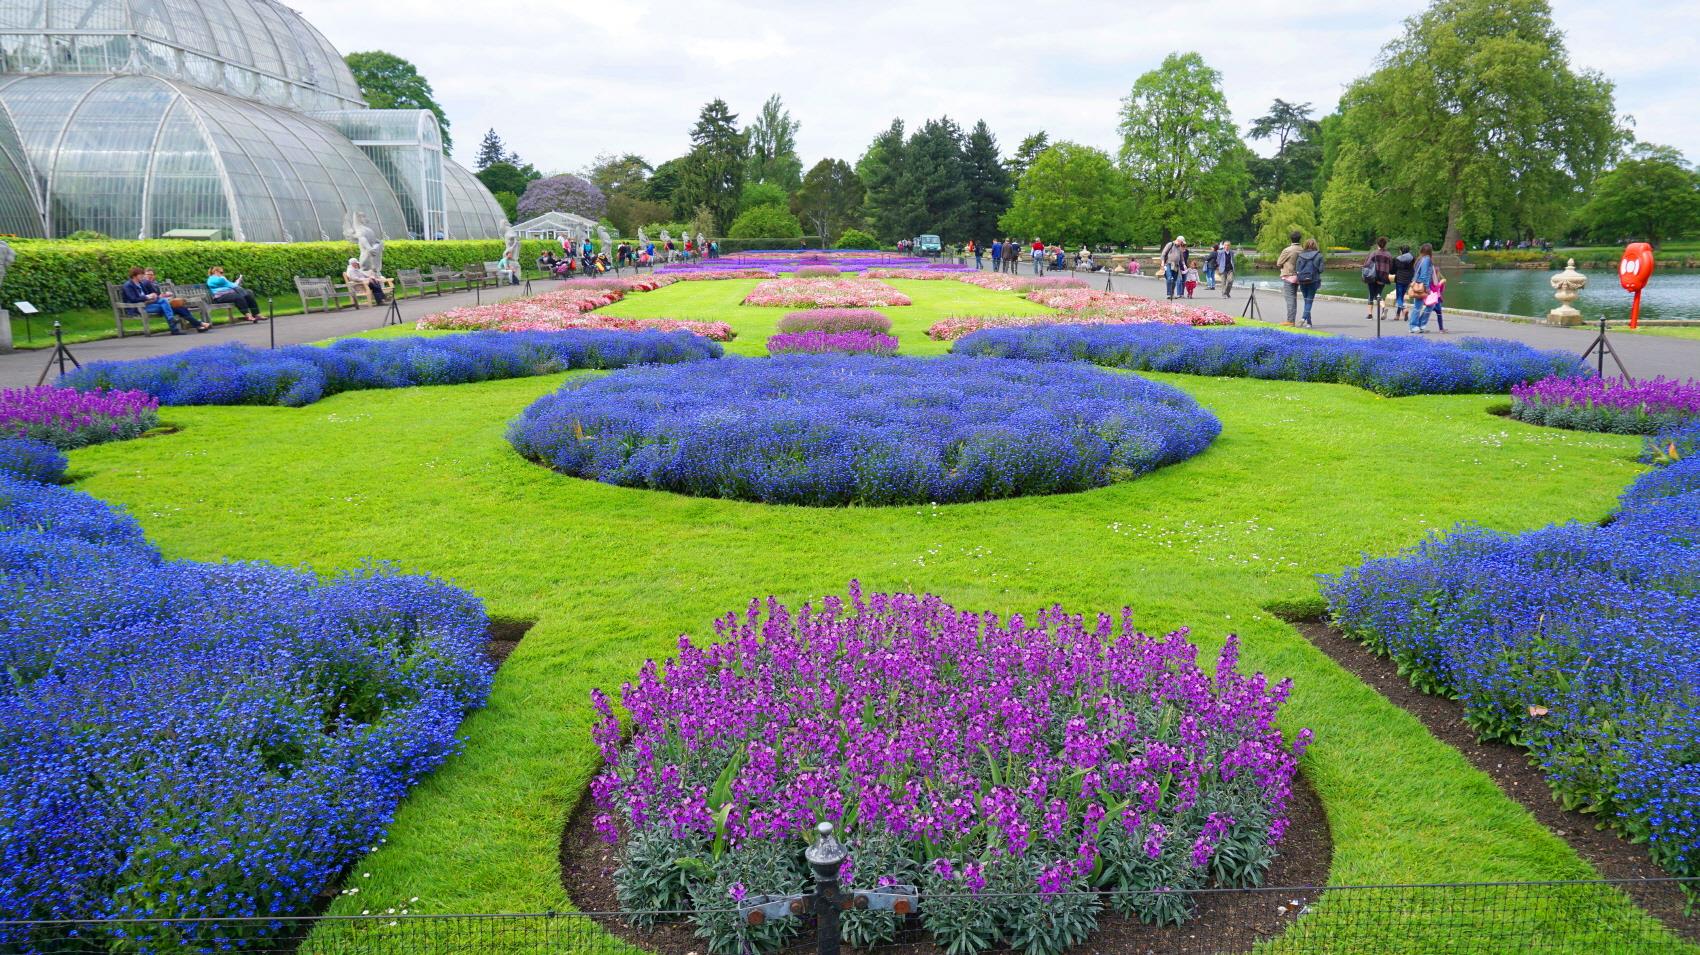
[1407,244,1435,332]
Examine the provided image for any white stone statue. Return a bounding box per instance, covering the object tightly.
[503,228,520,265]
[696,231,706,253]
[1548,258,1588,327]
[0,240,13,352]
[597,226,613,256]
[659,229,674,262]
[343,211,384,274]
[637,227,648,249]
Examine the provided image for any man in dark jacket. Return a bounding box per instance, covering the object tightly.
[1363,236,1394,320]
[1216,242,1236,298]
[120,267,203,334]
[1390,245,1416,320]
[989,239,1002,272]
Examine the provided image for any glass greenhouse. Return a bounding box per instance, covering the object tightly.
[0,0,506,241]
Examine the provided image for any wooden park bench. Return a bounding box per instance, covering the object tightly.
[166,283,239,326]
[425,265,464,293]
[107,282,154,337]
[295,275,355,313]
[396,268,436,298]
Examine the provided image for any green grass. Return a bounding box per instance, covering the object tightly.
[60,279,1689,952]
[1623,324,1700,341]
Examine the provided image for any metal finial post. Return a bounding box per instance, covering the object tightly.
[805,822,846,955]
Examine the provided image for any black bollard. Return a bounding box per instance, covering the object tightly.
[806,822,846,955]
[267,297,275,349]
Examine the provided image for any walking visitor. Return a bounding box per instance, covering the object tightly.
[1216,241,1236,297]
[1161,235,1190,300]
[1276,230,1303,325]
[1391,244,1416,320]
[1407,243,1436,332]
[1295,239,1324,327]
[1362,237,1393,320]
[1031,237,1045,275]
[1004,237,1020,274]
[1203,243,1218,290]
[989,238,1002,272]
[1184,262,1199,299]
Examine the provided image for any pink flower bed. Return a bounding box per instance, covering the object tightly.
[415,284,734,340]
[862,268,959,281]
[776,309,892,334]
[926,291,1234,341]
[957,273,1088,292]
[742,278,912,309]
[667,269,778,281]
[794,265,842,277]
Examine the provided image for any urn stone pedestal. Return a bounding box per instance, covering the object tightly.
[1547,259,1588,326]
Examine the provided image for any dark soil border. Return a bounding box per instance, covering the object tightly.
[484,616,535,668]
[1286,616,1698,942]
[559,767,1332,955]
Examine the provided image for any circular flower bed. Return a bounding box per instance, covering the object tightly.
[588,585,1308,953]
[776,309,892,334]
[1,385,158,449]
[766,330,898,356]
[508,356,1220,505]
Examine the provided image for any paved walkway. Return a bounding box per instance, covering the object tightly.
[11,265,1697,386]
[3,280,538,387]
[1082,267,1700,380]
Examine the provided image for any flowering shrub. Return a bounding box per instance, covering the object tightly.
[1322,453,1700,877]
[0,385,159,449]
[775,309,892,334]
[61,331,722,407]
[0,475,494,949]
[794,265,842,277]
[766,330,899,356]
[590,585,1308,954]
[927,294,1235,342]
[509,356,1219,506]
[0,437,67,483]
[1510,375,1700,434]
[418,287,626,330]
[742,279,912,309]
[954,325,1579,397]
[515,173,606,221]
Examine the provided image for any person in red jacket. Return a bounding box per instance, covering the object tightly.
[1031,237,1045,275]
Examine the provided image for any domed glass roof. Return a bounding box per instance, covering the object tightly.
[0,0,365,112]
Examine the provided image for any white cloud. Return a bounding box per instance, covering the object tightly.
[294,0,1700,172]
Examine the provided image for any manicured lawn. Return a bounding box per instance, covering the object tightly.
[1623,324,1700,341]
[60,279,1685,951]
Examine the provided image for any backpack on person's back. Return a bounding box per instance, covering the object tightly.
[1295,250,1325,284]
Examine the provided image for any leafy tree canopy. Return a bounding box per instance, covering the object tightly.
[1253,192,1326,255]
[1118,51,1249,243]
[745,94,803,191]
[1009,132,1050,183]
[345,51,452,152]
[1000,142,1136,247]
[796,158,865,241]
[587,153,652,196]
[1333,0,1626,247]
[740,181,789,211]
[516,174,607,222]
[726,204,803,239]
[857,119,914,243]
[1576,144,1700,247]
[676,99,748,234]
[961,120,1012,245]
[475,161,538,198]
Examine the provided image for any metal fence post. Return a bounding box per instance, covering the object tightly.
[806,822,845,955]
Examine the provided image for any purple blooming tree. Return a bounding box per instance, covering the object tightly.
[516,174,607,221]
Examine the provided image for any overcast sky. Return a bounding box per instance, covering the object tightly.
[295,0,1697,175]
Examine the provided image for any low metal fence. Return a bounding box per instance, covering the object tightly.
[3,878,1695,954]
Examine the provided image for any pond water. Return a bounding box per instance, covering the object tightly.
[1243,267,1700,325]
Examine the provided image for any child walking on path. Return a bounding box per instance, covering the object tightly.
[1184,264,1199,298]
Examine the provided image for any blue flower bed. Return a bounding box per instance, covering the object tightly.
[1321,455,1700,876]
[509,355,1220,505]
[0,436,66,483]
[0,475,494,949]
[951,325,1581,396]
[58,330,722,407]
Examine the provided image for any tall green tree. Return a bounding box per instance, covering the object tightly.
[1576,144,1700,247]
[474,161,538,198]
[1253,192,1326,255]
[473,129,509,170]
[1318,143,1379,247]
[796,158,864,241]
[745,94,803,191]
[586,152,652,196]
[345,52,452,152]
[961,120,1012,244]
[1248,99,1322,197]
[1000,143,1136,247]
[1335,0,1626,248]
[675,100,748,234]
[899,118,970,240]
[642,157,687,213]
[1009,132,1050,183]
[1118,52,1249,243]
[858,119,915,243]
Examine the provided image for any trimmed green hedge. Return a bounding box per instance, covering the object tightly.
[1,238,571,313]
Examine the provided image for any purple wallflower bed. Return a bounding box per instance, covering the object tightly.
[59,330,721,407]
[1511,374,1700,434]
[1322,453,1700,877]
[775,309,892,334]
[0,385,158,449]
[590,584,1308,952]
[953,325,1582,397]
[766,330,899,356]
[0,437,67,483]
[508,356,1220,506]
[0,474,494,950]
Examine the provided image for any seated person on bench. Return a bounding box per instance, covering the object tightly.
[122,266,205,334]
[205,266,263,323]
[345,258,389,304]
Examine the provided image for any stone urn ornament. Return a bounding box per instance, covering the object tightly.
[1547,259,1587,326]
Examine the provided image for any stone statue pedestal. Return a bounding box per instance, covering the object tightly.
[1547,258,1587,326]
